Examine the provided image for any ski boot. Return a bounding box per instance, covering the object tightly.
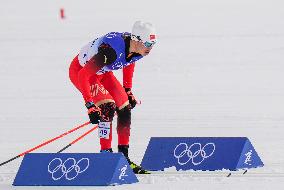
[118,145,150,174]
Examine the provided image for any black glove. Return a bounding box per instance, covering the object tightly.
[124,88,137,109]
[85,102,101,124]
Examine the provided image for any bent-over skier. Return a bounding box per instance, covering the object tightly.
[69,21,157,174]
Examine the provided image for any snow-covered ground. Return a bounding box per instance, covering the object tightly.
[0,0,284,189]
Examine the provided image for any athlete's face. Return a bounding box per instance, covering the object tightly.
[137,41,154,56]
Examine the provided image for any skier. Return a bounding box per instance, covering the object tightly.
[69,21,157,174]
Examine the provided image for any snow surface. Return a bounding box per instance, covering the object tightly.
[0,0,284,189]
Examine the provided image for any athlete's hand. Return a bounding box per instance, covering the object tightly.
[124,88,137,109]
[85,102,101,124]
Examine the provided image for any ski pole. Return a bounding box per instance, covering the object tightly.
[0,121,91,167]
[57,124,98,153]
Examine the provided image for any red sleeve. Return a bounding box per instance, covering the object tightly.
[123,63,135,89]
[78,58,103,103]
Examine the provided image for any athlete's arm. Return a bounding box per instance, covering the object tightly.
[123,62,135,89]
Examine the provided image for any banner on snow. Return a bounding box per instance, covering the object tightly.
[141,137,263,171]
[13,153,138,186]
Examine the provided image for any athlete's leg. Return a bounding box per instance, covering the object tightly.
[100,72,131,146]
[89,75,116,151]
[100,72,150,174]
[69,56,116,151]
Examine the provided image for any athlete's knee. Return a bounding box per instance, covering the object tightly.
[99,102,116,122]
[117,104,131,125]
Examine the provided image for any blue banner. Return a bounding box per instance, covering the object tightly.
[13,153,138,186]
[141,137,263,171]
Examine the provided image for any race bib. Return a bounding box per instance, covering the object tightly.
[98,122,111,139]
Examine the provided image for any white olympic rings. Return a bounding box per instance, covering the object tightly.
[173,142,216,166]
[47,157,90,181]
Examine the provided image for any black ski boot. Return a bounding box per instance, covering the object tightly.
[118,145,150,174]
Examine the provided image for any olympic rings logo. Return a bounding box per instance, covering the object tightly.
[174,143,216,166]
[47,157,90,181]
